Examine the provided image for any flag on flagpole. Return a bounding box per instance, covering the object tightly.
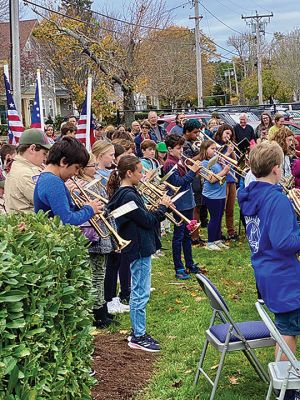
[75,97,96,149]
[3,72,24,144]
[31,78,43,129]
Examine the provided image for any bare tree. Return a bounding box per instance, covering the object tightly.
[0,0,9,21]
[271,29,300,101]
[33,0,172,124]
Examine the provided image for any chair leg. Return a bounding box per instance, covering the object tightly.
[194,339,209,385]
[209,348,227,400]
[242,348,269,383]
[266,381,273,400]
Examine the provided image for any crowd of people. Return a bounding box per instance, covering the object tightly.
[1,109,300,367]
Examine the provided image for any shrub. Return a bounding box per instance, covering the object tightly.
[0,212,94,399]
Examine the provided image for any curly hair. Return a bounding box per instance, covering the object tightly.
[272,127,294,154]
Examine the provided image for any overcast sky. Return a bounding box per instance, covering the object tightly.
[24,0,300,59]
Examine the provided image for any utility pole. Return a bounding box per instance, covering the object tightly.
[242,11,273,105]
[190,0,203,108]
[9,0,22,116]
[232,59,239,100]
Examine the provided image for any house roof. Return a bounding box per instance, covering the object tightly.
[0,19,38,62]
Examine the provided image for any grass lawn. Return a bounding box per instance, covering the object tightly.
[109,214,276,400]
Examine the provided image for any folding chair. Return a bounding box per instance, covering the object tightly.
[256,301,300,400]
[194,273,275,400]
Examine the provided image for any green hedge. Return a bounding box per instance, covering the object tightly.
[0,212,95,400]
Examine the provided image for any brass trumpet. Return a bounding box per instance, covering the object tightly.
[181,155,226,185]
[71,179,131,252]
[143,166,180,196]
[139,180,200,233]
[215,150,247,178]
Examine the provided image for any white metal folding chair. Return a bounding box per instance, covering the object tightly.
[194,273,275,400]
[256,301,300,400]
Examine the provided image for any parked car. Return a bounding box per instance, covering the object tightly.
[286,111,300,124]
[157,113,211,133]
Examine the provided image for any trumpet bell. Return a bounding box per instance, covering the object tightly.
[115,238,131,252]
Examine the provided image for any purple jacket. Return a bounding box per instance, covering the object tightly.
[292,158,300,189]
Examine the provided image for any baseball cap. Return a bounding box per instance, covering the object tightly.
[19,128,52,149]
[156,142,168,153]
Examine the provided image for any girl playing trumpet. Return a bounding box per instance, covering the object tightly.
[199,140,230,251]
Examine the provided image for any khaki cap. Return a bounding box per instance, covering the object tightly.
[19,128,52,149]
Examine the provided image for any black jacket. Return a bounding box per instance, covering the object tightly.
[107,186,167,262]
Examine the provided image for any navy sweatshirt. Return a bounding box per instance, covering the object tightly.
[107,186,167,263]
[238,181,300,313]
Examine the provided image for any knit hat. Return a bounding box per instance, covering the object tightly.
[156,142,168,153]
[19,128,52,149]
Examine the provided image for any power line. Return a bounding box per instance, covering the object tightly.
[201,3,244,35]
[167,1,191,13]
[24,0,119,34]
[25,0,173,32]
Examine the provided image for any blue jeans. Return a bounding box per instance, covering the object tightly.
[203,196,226,242]
[172,208,194,273]
[130,256,151,337]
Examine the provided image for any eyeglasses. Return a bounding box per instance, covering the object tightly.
[86,163,99,168]
[141,126,149,129]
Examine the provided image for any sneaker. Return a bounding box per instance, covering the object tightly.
[205,242,221,251]
[215,240,229,249]
[107,297,130,314]
[155,249,165,257]
[186,263,199,274]
[175,269,191,280]
[128,334,160,352]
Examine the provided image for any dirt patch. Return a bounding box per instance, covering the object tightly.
[92,333,157,400]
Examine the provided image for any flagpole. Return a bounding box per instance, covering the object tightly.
[4,63,10,83]
[37,69,44,130]
[86,76,92,152]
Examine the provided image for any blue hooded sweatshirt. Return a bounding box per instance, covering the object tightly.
[238,181,300,313]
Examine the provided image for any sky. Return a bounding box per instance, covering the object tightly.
[23,0,300,60]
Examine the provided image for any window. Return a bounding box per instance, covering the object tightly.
[48,98,54,117]
[42,99,46,117]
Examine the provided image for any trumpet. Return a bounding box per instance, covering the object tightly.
[139,180,200,232]
[181,155,226,185]
[215,151,247,179]
[280,175,295,193]
[143,166,180,196]
[71,178,131,252]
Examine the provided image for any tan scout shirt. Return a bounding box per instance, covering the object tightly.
[5,155,41,213]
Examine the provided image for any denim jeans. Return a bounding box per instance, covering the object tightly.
[172,208,194,272]
[130,256,152,337]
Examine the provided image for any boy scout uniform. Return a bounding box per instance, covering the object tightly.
[4,129,51,213]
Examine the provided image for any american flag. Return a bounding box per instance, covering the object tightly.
[3,72,24,144]
[75,97,96,149]
[30,78,42,128]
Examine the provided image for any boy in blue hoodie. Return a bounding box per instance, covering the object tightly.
[238,142,300,374]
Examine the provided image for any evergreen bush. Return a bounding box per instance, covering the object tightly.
[0,212,94,399]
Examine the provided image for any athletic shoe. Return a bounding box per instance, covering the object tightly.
[175,269,191,280]
[155,249,165,257]
[107,297,130,314]
[127,332,159,344]
[186,263,199,274]
[128,334,160,352]
[215,240,229,250]
[205,243,221,251]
